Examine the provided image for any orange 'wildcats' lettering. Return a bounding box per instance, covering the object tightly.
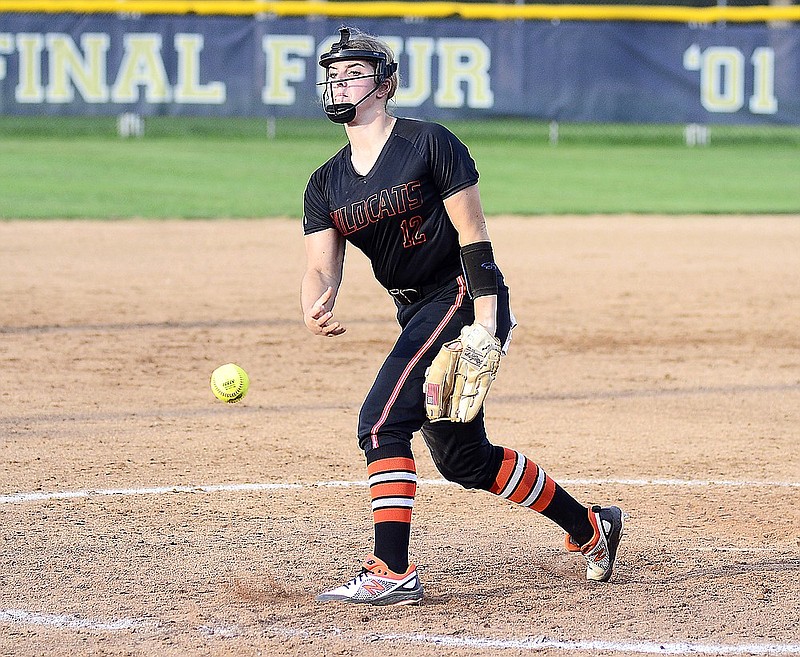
[330,180,423,237]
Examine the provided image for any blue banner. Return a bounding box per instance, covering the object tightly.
[0,13,797,124]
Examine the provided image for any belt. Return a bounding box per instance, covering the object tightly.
[388,269,461,306]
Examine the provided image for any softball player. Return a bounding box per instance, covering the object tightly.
[301,27,624,605]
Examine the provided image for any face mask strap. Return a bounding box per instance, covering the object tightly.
[318,65,391,124]
[321,77,383,124]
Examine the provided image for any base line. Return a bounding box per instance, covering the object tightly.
[1,611,799,655]
[0,609,154,631]
[366,629,800,655]
[1,477,798,505]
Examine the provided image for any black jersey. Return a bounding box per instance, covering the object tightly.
[303,118,479,291]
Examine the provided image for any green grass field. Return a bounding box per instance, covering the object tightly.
[1,117,798,218]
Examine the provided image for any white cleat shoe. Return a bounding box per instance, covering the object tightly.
[580,505,625,582]
[316,555,423,606]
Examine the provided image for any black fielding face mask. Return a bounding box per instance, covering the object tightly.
[320,73,383,124]
[325,102,357,124]
[317,27,397,125]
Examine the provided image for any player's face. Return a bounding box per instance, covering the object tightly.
[325,60,378,105]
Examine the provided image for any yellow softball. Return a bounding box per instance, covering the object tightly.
[210,363,250,403]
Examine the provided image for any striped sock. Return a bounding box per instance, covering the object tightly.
[488,447,593,543]
[489,447,556,511]
[367,446,417,573]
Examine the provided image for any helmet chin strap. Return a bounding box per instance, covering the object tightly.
[322,76,382,124]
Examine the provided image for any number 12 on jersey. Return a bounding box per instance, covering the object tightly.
[401,216,427,248]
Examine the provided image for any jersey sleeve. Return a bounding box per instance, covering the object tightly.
[425,123,480,200]
[302,166,334,235]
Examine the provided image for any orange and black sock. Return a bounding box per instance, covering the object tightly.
[366,443,417,574]
[489,447,593,545]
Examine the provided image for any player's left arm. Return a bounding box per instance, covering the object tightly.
[444,184,497,336]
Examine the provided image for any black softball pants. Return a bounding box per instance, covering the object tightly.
[357,272,515,491]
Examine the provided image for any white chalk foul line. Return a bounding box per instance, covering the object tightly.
[0,609,155,632]
[1,612,799,656]
[1,477,798,505]
[367,630,800,655]
[0,482,303,505]
[265,625,800,655]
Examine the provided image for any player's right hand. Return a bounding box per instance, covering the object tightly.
[304,286,346,337]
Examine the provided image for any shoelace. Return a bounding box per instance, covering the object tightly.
[344,568,371,587]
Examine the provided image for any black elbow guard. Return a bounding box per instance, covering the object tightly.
[460,241,498,299]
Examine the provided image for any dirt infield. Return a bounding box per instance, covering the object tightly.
[1,216,799,657]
